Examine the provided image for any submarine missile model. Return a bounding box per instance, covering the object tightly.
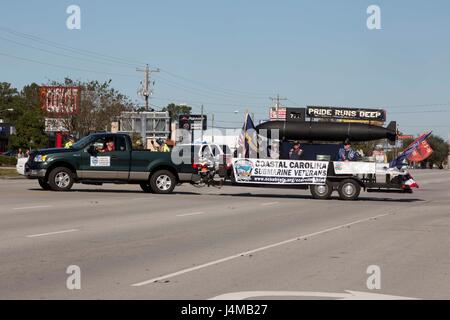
[255,120,397,143]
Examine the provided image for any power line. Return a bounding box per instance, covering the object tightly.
[0,52,140,78]
[269,94,287,111]
[0,26,144,67]
[159,68,272,98]
[154,75,269,102]
[0,35,135,69]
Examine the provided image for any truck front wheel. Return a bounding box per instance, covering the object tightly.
[149,170,176,194]
[310,181,333,199]
[140,182,152,193]
[48,167,74,191]
[38,178,51,190]
[337,179,360,200]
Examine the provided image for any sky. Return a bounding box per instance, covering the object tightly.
[0,0,449,138]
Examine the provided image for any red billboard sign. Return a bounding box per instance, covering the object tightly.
[39,86,81,116]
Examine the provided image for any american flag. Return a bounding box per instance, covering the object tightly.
[237,113,258,158]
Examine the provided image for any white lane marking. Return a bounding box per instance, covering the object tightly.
[209,290,416,300]
[131,213,391,287]
[261,201,279,206]
[13,205,52,210]
[176,211,206,217]
[26,229,79,238]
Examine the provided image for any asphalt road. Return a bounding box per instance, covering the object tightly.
[0,170,449,300]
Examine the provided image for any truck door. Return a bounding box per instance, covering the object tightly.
[113,135,131,179]
[79,134,130,180]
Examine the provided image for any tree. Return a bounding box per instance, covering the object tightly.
[402,134,449,168]
[426,135,449,168]
[161,103,192,121]
[0,82,20,123]
[8,107,48,150]
[48,78,134,137]
[7,83,48,150]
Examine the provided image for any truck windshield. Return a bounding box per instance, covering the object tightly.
[70,136,94,150]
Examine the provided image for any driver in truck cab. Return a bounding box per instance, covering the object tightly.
[99,138,115,153]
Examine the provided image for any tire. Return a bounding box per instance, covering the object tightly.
[140,182,152,193]
[149,170,176,194]
[337,179,361,201]
[38,178,51,190]
[48,167,74,191]
[310,181,333,199]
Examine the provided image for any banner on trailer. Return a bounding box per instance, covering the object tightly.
[232,158,329,185]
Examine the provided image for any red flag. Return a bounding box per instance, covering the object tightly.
[407,139,433,162]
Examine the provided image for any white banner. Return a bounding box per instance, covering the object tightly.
[232,158,329,185]
[333,161,376,174]
[90,156,111,167]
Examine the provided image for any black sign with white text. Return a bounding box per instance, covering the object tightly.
[286,108,306,123]
[306,106,386,121]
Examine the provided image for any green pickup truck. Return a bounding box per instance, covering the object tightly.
[24,132,197,193]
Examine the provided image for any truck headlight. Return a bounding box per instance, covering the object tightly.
[34,155,48,162]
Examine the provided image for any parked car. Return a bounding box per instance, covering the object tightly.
[1,150,18,157]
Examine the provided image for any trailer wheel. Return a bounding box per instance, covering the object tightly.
[338,179,360,200]
[149,170,176,194]
[310,181,333,199]
[48,167,74,191]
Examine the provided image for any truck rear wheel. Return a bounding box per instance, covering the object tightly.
[48,167,74,191]
[338,179,360,200]
[38,178,51,190]
[149,170,176,194]
[310,181,333,199]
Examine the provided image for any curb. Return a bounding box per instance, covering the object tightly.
[0,176,25,180]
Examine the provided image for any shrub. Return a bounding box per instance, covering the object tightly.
[0,155,17,166]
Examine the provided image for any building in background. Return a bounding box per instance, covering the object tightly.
[118,111,171,149]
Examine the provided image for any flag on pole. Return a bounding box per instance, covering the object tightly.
[237,113,258,158]
[389,131,432,169]
[407,138,433,162]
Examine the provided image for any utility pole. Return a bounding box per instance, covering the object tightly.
[211,113,215,143]
[137,64,159,111]
[269,94,287,111]
[200,104,204,142]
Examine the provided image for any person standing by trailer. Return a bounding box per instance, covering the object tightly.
[289,141,304,160]
[336,139,360,161]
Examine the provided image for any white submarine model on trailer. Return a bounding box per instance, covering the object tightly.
[255,120,397,143]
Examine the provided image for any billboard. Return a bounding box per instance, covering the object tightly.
[269,107,286,120]
[286,107,306,123]
[306,106,386,122]
[178,114,207,131]
[40,86,81,115]
[44,118,68,133]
